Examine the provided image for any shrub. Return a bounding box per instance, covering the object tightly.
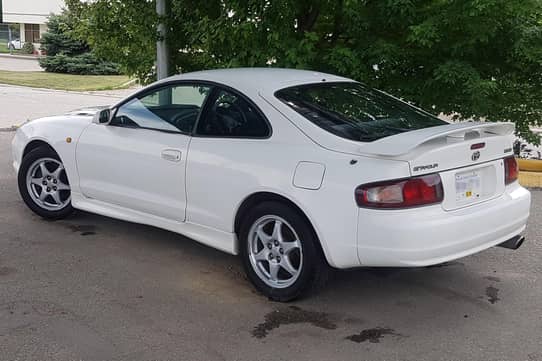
[39,53,121,75]
[40,13,89,57]
[39,11,121,75]
[21,42,34,54]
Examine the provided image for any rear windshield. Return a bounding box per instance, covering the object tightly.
[275,82,447,142]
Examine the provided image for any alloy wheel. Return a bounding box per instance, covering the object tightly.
[248,215,303,288]
[25,157,71,211]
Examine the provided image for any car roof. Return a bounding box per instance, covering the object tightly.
[156,67,355,94]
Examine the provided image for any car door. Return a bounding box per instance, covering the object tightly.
[76,83,212,222]
[186,87,272,231]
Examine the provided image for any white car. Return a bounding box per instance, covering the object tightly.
[8,39,23,50]
[11,68,531,301]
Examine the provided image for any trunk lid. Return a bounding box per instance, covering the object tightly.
[358,122,515,210]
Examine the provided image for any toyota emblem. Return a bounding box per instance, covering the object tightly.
[471,151,480,161]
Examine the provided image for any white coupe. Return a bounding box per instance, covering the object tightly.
[11,68,531,301]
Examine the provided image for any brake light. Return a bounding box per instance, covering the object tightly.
[504,156,518,185]
[355,174,444,209]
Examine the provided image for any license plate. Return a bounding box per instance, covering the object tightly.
[455,170,482,202]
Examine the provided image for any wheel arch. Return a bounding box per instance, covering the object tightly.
[23,139,58,158]
[234,191,330,266]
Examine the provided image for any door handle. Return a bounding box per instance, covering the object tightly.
[161,149,182,162]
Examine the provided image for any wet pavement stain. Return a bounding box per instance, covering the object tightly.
[68,225,97,236]
[0,266,17,276]
[252,306,337,339]
[486,286,500,304]
[346,327,399,343]
[485,276,501,282]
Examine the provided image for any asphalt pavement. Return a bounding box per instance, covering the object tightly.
[0,129,541,361]
[0,85,137,129]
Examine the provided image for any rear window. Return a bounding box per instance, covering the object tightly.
[275,82,447,142]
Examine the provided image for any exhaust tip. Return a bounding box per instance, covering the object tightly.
[497,235,525,250]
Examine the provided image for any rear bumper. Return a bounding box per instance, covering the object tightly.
[356,183,531,267]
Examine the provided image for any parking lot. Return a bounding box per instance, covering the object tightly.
[1,129,541,359]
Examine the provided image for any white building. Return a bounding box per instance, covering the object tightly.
[2,0,64,53]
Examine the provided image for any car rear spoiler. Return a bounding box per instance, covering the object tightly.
[358,122,515,157]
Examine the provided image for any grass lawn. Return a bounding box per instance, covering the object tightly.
[0,70,132,91]
[0,43,24,54]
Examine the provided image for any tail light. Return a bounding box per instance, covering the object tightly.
[355,174,444,209]
[504,156,518,185]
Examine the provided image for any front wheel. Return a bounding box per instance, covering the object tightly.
[239,201,330,301]
[18,146,74,219]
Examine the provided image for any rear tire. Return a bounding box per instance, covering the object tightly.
[18,146,74,220]
[239,201,330,301]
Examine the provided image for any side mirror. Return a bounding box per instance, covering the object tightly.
[93,109,112,124]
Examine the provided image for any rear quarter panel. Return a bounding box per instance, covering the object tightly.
[186,97,411,268]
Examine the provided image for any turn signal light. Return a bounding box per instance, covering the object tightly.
[504,156,518,185]
[355,174,444,209]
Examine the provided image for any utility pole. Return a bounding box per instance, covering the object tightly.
[8,25,12,55]
[156,0,169,80]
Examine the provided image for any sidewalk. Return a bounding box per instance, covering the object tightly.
[0,55,43,72]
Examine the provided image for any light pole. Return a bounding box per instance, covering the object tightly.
[156,0,169,80]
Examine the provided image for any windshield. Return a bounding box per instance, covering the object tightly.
[275,82,447,142]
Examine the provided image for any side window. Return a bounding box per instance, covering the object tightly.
[196,89,270,138]
[111,84,211,133]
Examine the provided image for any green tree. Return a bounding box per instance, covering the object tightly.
[65,0,158,82]
[69,0,542,142]
[40,12,89,56]
[40,9,120,75]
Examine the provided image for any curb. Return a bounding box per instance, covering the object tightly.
[519,171,542,188]
[0,53,42,61]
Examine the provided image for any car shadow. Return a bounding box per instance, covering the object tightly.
[60,210,499,312]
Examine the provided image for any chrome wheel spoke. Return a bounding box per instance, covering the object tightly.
[30,177,43,187]
[38,190,48,201]
[39,162,50,177]
[52,164,64,178]
[269,262,280,281]
[256,225,271,243]
[254,249,269,262]
[50,191,62,205]
[57,180,70,191]
[271,220,283,243]
[281,240,300,255]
